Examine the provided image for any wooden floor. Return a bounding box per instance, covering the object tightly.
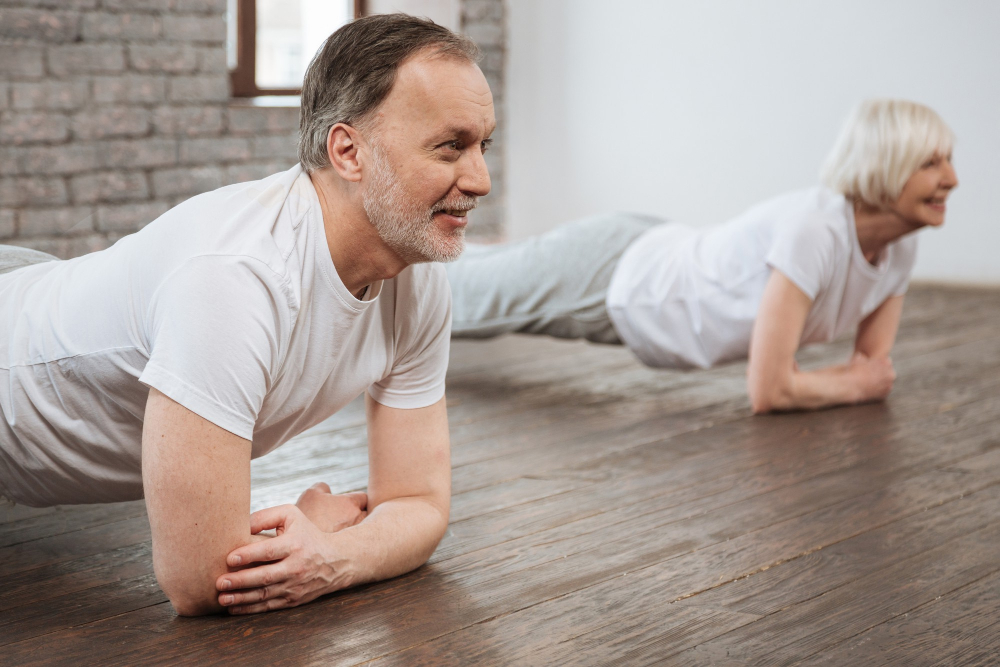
[2,285,1000,665]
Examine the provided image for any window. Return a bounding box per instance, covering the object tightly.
[229,0,365,97]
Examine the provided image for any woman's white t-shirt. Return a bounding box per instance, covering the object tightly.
[0,165,451,506]
[606,187,917,370]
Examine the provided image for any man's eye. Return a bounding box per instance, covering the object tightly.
[446,141,461,151]
[481,140,490,153]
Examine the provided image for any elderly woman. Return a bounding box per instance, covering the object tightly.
[447,99,958,412]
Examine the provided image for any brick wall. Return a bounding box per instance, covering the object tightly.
[0,0,506,258]
[462,0,504,241]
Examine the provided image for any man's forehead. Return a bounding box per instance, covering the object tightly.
[376,52,495,134]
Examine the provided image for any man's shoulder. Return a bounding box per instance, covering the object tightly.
[387,262,451,323]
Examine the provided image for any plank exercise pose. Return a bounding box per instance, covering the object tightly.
[0,15,495,615]
[448,99,958,412]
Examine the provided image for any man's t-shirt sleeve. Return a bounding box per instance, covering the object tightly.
[138,255,290,439]
[765,214,839,301]
[368,263,451,410]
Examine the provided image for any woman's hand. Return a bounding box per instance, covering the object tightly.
[295,482,367,533]
[847,351,896,403]
[216,504,356,614]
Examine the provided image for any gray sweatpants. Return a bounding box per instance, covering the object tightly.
[0,245,58,275]
[447,212,663,344]
[0,245,58,506]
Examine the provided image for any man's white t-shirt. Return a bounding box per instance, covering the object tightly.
[606,187,917,370]
[0,165,451,506]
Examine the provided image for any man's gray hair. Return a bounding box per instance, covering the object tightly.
[298,13,481,172]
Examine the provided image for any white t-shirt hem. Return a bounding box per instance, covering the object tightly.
[140,362,256,440]
[367,381,445,410]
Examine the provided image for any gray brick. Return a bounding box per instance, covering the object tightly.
[464,21,503,48]
[227,105,299,135]
[163,14,225,43]
[70,169,148,204]
[0,0,98,9]
[479,46,503,74]
[224,161,287,185]
[167,75,229,103]
[0,176,69,206]
[18,205,94,236]
[82,12,161,41]
[0,178,14,206]
[0,147,21,176]
[128,44,198,73]
[151,165,222,197]
[99,138,176,169]
[72,107,150,140]
[48,44,125,76]
[0,210,14,238]
[0,83,7,111]
[0,8,81,42]
[0,111,70,145]
[250,134,296,160]
[11,81,89,111]
[92,74,166,104]
[169,0,227,13]
[18,143,100,175]
[98,0,164,11]
[178,136,250,163]
[151,105,223,136]
[0,44,45,78]
[96,200,169,233]
[195,45,227,73]
[462,0,503,23]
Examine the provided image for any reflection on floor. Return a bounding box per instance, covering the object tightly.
[3,285,1000,665]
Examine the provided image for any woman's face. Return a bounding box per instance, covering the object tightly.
[891,153,959,228]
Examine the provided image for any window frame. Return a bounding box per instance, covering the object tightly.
[231,0,366,97]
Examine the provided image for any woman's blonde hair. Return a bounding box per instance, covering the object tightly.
[820,99,954,207]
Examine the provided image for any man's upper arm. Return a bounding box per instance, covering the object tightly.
[365,394,450,517]
[143,388,254,616]
[854,295,905,359]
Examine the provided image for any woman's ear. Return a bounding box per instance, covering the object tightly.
[326,123,363,183]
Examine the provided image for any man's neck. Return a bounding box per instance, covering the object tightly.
[308,169,409,296]
[853,201,919,266]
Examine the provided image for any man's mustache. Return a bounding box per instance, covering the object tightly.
[432,195,479,213]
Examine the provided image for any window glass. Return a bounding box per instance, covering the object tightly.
[256,0,353,89]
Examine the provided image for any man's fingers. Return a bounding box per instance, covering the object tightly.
[310,482,332,494]
[224,536,292,569]
[228,597,290,615]
[248,504,299,534]
[345,491,368,510]
[219,584,272,607]
[218,560,287,591]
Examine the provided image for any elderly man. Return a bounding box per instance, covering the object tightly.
[0,14,494,616]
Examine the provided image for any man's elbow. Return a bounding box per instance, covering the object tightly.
[155,566,223,616]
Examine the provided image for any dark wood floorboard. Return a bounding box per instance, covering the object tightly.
[1,285,999,665]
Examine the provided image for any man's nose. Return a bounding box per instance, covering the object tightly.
[458,149,491,198]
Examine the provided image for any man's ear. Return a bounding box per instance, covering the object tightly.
[326,123,364,183]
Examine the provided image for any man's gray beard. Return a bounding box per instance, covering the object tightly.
[362,143,471,264]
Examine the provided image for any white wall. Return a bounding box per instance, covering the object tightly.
[506,0,1000,284]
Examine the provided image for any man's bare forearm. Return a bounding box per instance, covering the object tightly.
[323,495,448,590]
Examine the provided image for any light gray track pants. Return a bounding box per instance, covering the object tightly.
[0,245,58,506]
[0,245,59,275]
[446,212,663,344]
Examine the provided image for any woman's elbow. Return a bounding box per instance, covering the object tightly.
[747,377,793,414]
